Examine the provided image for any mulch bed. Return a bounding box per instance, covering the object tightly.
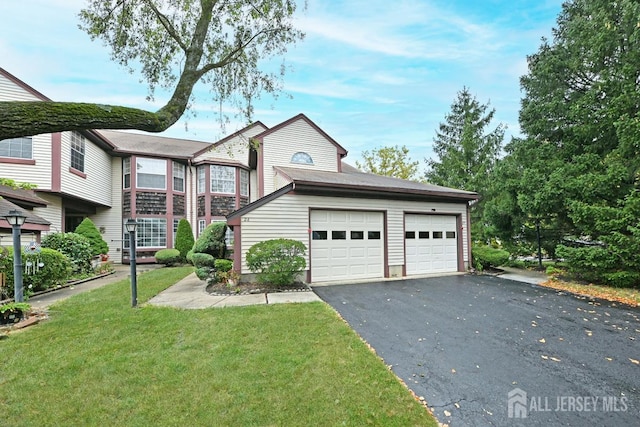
[206,281,311,296]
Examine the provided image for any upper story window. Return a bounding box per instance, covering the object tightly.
[173,161,185,192]
[136,157,166,189]
[210,165,235,194]
[0,137,32,159]
[240,169,249,197]
[291,152,313,165]
[123,157,131,189]
[197,166,206,193]
[70,132,85,172]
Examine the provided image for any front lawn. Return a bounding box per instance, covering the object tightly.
[1,267,436,426]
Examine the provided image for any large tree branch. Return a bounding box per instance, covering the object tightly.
[0,102,174,139]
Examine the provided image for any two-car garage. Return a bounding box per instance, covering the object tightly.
[309,210,461,282]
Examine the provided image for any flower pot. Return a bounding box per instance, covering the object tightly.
[0,309,24,325]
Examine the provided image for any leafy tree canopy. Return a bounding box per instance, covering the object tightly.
[355,145,421,181]
[0,0,305,140]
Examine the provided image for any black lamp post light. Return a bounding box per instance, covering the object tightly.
[125,218,138,307]
[5,209,27,302]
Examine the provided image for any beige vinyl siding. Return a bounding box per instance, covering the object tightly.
[262,118,339,195]
[238,193,470,275]
[192,124,267,165]
[0,133,53,189]
[59,132,112,207]
[0,73,42,102]
[91,157,124,262]
[33,194,63,236]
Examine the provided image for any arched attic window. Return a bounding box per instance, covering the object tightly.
[291,151,314,165]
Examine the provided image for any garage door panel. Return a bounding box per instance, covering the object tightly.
[405,214,458,275]
[311,210,384,282]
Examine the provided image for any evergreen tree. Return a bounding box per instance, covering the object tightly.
[489,0,640,286]
[74,218,109,256]
[174,219,195,262]
[426,87,505,241]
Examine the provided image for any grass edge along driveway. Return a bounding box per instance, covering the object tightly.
[1,267,437,426]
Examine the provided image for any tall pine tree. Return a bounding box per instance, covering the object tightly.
[426,87,505,241]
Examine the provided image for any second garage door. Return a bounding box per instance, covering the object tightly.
[310,210,384,282]
[405,214,459,275]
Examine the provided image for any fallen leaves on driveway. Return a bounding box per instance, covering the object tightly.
[630,358,640,365]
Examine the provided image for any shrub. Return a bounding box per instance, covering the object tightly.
[190,253,216,281]
[190,222,228,283]
[213,259,233,283]
[174,219,195,261]
[556,244,640,288]
[472,245,510,270]
[0,247,71,298]
[155,248,182,266]
[74,218,109,256]
[246,239,306,286]
[42,232,93,274]
[193,222,227,258]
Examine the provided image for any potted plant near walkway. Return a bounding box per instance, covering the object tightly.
[0,302,30,325]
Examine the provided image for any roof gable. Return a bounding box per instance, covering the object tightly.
[253,113,347,157]
[0,67,51,101]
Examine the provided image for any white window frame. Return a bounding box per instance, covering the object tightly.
[291,151,314,165]
[123,157,131,189]
[0,137,32,159]
[240,169,249,197]
[173,161,185,192]
[210,165,235,194]
[70,132,86,172]
[136,158,166,190]
[134,218,167,248]
[198,219,206,235]
[197,167,206,194]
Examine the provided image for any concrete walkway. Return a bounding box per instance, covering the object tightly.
[148,272,322,308]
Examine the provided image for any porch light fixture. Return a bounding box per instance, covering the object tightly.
[5,209,27,302]
[125,218,138,307]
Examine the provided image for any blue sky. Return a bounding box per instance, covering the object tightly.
[0,0,563,169]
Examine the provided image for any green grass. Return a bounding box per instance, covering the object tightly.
[1,267,436,426]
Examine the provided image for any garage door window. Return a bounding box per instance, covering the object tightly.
[446,231,456,238]
[351,231,364,240]
[368,231,381,239]
[419,231,430,239]
[405,231,416,239]
[332,231,347,240]
[433,231,443,239]
[312,231,328,240]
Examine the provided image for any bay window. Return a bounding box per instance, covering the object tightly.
[137,158,166,189]
[210,165,235,194]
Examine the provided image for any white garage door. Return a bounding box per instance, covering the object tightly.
[310,210,384,282]
[405,214,458,275]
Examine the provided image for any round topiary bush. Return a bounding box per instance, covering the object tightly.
[472,244,510,270]
[74,218,109,256]
[154,248,182,266]
[42,232,93,274]
[246,239,306,286]
[193,222,227,258]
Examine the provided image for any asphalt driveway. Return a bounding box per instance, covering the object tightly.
[313,274,639,426]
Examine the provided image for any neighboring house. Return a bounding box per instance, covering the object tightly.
[0,67,478,283]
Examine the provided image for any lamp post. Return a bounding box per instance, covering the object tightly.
[5,209,26,302]
[125,218,138,307]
